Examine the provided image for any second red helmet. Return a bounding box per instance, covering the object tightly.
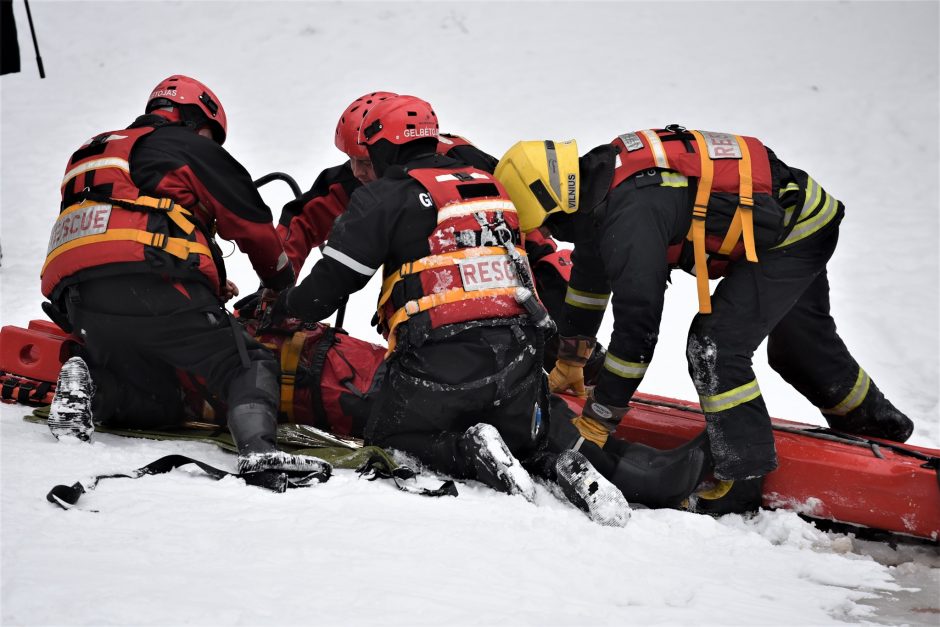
[358,95,439,147]
[335,91,398,159]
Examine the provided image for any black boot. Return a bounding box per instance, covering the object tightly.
[49,357,96,442]
[690,476,765,516]
[457,424,536,502]
[825,384,914,442]
[228,403,331,490]
[602,432,710,509]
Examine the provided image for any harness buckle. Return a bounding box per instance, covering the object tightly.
[739,195,754,208]
[692,204,708,220]
[404,300,420,316]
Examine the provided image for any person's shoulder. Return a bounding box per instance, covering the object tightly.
[311,161,358,195]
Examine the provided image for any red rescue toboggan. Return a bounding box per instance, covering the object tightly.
[2,320,937,541]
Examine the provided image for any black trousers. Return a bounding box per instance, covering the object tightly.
[364,324,544,478]
[63,275,277,429]
[687,220,867,479]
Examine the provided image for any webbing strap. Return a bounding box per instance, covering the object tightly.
[279,331,308,421]
[688,131,714,314]
[376,246,526,319]
[42,228,212,273]
[734,136,758,262]
[714,138,759,259]
[123,196,197,235]
[385,287,519,355]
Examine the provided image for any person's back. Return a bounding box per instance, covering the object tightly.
[43,75,330,489]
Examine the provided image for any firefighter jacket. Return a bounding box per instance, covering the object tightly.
[549,128,844,407]
[276,135,499,277]
[42,115,293,302]
[284,153,531,354]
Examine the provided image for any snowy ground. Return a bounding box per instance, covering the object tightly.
[2,1,938,625]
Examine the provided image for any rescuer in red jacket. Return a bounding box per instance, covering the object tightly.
[42,75,329,489]
[495,128,914,509]
[269,95,630,525]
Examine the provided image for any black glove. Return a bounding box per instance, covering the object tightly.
[233,286,264,319]
[259,287,292,330]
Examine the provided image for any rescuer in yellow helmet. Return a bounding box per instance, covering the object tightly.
[495,129,915,511]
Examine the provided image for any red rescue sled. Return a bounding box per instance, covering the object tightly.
[561,392,940,542]
[3,321,937,541]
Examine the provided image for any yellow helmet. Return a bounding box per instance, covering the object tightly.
[494,140,580,232]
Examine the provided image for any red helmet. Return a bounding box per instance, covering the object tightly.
[146,75,227,144]
[359,95,439,146]
[335,91,397,159]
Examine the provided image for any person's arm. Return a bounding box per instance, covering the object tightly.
[276,163,359,276]
[134,129,293,290]
[283,185,391,322]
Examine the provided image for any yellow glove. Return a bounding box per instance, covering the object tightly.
[549,360,587,397]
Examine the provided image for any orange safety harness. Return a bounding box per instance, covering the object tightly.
[42,126,216,299]
[375,167,529,354]
[611,128,772,313]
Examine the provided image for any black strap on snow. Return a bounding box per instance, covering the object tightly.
[44,454,331,510]
[356,453,458,498]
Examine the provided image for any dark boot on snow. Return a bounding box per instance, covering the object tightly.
[602,431,710,509]
[459,423,536,502]
[48,357,95,442]
[824,385,914,443]
[688,476,765,516]
[229,402,331,491]
[555,449,630,527]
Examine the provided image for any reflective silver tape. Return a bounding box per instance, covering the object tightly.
[322,246,377,276]
[639,130,669,168]
[544,140,562,200]
[603,353,648,379]
[61,158,129,188]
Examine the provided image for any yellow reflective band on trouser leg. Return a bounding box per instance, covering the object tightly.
[603,352,649,379]
[571,415,610,449]
[564,287,611,311]
[822,368,870,416]
[278,332,307,421]
[699,379,762,414]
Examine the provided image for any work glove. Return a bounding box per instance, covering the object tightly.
[235,286,282,322]
[258,287,291,330]
[233,285,264,319]
[571,394,630,448]
[548,335,597,397]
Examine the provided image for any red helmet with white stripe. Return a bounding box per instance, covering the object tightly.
[335,91,397,159]
[358,95,439,146]
[146,75,227,144]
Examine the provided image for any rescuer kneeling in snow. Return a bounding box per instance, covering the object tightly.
[41,75,330,489]
[268,94,629,525]
[494,128,915,512]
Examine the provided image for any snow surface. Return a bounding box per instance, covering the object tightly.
[2,1,938,625]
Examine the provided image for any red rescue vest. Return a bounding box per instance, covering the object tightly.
[377,167,529,354]
[610,128,774,313]
[42,126,217,299]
